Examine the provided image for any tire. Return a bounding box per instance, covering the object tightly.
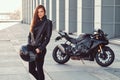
[95,46,115,67]
[52,46,70,64]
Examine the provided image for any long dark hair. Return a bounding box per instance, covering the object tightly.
[30,5,46,32]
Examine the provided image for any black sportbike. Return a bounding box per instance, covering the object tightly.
[52,29,115,67]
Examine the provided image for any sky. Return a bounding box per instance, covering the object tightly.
[0,0,22,13]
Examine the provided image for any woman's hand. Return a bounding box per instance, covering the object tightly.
[35,48,41,54]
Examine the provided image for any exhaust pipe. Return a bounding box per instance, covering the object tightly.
[57,45,65,53]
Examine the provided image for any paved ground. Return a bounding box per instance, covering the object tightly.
[0,22,120,80]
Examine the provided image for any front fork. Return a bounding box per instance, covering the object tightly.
[98,45,104,54]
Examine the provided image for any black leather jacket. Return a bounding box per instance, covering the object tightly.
[28,15,52,50]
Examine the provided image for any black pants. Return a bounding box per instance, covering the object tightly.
[28,45,46,80]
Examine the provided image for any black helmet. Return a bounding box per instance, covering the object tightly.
[19,45,36,62]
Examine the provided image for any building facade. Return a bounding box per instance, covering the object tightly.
[22,0,120,38]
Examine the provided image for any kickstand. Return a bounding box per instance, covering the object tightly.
[81,58,85,64]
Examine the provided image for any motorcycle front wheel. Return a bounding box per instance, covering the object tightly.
[52,46,70,64]
[95,46,115,67]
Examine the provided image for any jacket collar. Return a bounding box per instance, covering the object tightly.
[40,15,47,22]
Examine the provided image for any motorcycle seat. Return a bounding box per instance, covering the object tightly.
[68,37,77,44]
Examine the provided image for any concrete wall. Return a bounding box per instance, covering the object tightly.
[115,0,120,37]
[82,0,94,34]
[101,0,115,38]
[22,0,28,24]
[49,0,56,30]
[65,0,77,34]
[94,0,101,30]
[100,0,119,38]
[22,0,120,38]
[56,0,65,31]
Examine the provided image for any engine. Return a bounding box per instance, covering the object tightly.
[73,34,92,55]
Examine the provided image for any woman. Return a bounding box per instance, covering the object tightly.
[27,5,52,80]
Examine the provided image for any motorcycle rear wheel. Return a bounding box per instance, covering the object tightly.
[95,46,115,67]
[52,46,70,64]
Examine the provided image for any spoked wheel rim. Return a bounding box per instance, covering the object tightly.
[53,46,70,64]
[96,47,115,67]
[56,49,68,61]
[97,50,112,64]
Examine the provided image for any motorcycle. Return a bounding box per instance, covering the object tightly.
[52,29,115,67]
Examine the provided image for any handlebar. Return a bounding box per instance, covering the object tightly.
[58,31,68,37]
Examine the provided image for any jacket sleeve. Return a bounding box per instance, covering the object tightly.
[38,21,52,51]
[28,32,31,44]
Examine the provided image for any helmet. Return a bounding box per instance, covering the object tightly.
[19,45,36,62]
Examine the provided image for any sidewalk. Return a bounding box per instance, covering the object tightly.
[0,22,51,80]
[109,37,120,46]
[0,22,120,80]
[0,23,30,80]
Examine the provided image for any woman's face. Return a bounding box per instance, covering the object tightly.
[37,8,45,19]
